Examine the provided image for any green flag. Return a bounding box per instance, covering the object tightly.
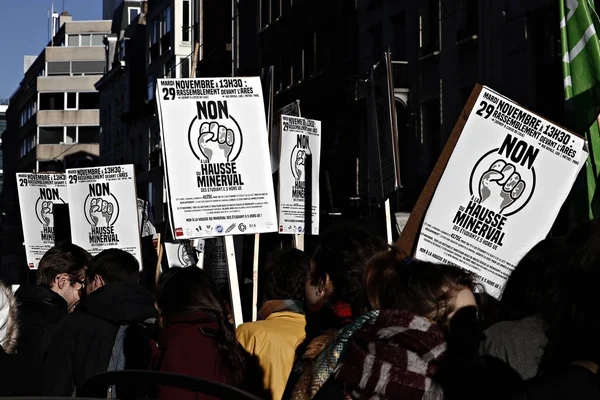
[561,0,600,219]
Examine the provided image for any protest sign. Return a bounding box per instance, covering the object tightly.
[16,173,68,269]
[278,115,321,235]
[66,165,142,266]
[156,77,278,239]
[271,100,301,173]
[368,52,401,203]
[164,240,197,268]
[137,199,156,238]
[412,86,587,298]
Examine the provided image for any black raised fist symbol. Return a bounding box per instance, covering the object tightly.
[199,122,235,163]
[479,160,526,214]
[295,150,306,180]
[90,198,114,227]
[41,201,53,227]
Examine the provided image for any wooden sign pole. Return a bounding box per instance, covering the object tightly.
[251,233,260,321]
[385,199,393,245]
[396,85,483,256]
[154,233,163,287]
[224,235,243,328]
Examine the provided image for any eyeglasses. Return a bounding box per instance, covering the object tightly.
[69,275,86,289]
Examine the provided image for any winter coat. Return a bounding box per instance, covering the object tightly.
[42,282,156,396]
[511,363,600,399]
[479,314,547,380]
[152,311,226,400]
[14,285,68,365]
[237,311,306,400]
[0,345,42,396]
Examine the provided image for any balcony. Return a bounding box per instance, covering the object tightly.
[37,110,99,126]
[36,143,99,162]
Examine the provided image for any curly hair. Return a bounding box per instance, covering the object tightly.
[310,227,387,316]
[364,246,476,327]
[263,249,310,302]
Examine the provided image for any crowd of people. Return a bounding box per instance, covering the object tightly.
[0,223,598,398]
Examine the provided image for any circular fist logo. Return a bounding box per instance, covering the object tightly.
[177,243,194,266]
[199,122,235,163]
[291,145,311,181]
[470,150,536,216]
[188,116,243,163]
[479,160,526,213]
[35,197,65,228]
[84,194,120,227]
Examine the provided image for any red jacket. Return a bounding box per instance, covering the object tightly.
[152,311,225,400]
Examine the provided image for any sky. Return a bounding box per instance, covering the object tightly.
[0,0,103,99]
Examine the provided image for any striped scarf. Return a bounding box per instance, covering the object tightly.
[333,309,446,400]
[258,299,304,320]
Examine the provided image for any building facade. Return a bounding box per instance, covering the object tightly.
[248,0,567,230]
[97,0,233,226]
[1,14,111,283]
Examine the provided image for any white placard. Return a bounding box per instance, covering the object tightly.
[415,86,587,298]
[278,115,321,234]
[156,77,278,239]
[164,241,196,268]
[137,199,156,238]
[271,101,300,173]
[16,173,68,269]
[66,165,142,266]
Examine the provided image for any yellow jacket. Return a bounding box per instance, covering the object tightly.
[236,311,306,400]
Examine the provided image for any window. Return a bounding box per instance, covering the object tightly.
[66,126,77,144]
[153,19,160,44]
[80,35,91,46]
[163,7,172,34]
[183,0,190,41]
[71,61,105,75]
[119,38,126,62]
[91,34,104,46]
[129,7,141,24]
[68,35,79,46]
[420,0,440,55]
[66,93,77,109]
[78,126,101,143]
[261,0,270,28]
[40,93,64,110]
[47,61,71,75]
[19,100,37,127]
[79,92,99,109]
[148,76,155,101]
[180,58,189,78]
[38,127,64,144]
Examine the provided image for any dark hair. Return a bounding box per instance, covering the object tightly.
[86,248,139,284]
[542,232,600,369]
[365,247,476,327]
[263,249,310,302]
[156,267,247,386]
[310,227,387,315]
[499,237,568,321]
[37,243,92,287]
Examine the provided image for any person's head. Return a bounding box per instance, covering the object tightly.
[499,237,568,321]
[86,249,139,295]
[156,267,247,385]
[542,232,600,368]
[306,227,386,315]
[263,248,310,303]
[37,243,92,311]
[364,247,477,327]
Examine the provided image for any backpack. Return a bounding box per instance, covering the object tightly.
[106,318,156,399]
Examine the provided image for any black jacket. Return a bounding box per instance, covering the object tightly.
[42,282,156,396]
[0,346,42,396]
[511,364,600,400]
[14,285,68,366]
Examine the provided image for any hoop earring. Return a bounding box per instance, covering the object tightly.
[316,282,325,297]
